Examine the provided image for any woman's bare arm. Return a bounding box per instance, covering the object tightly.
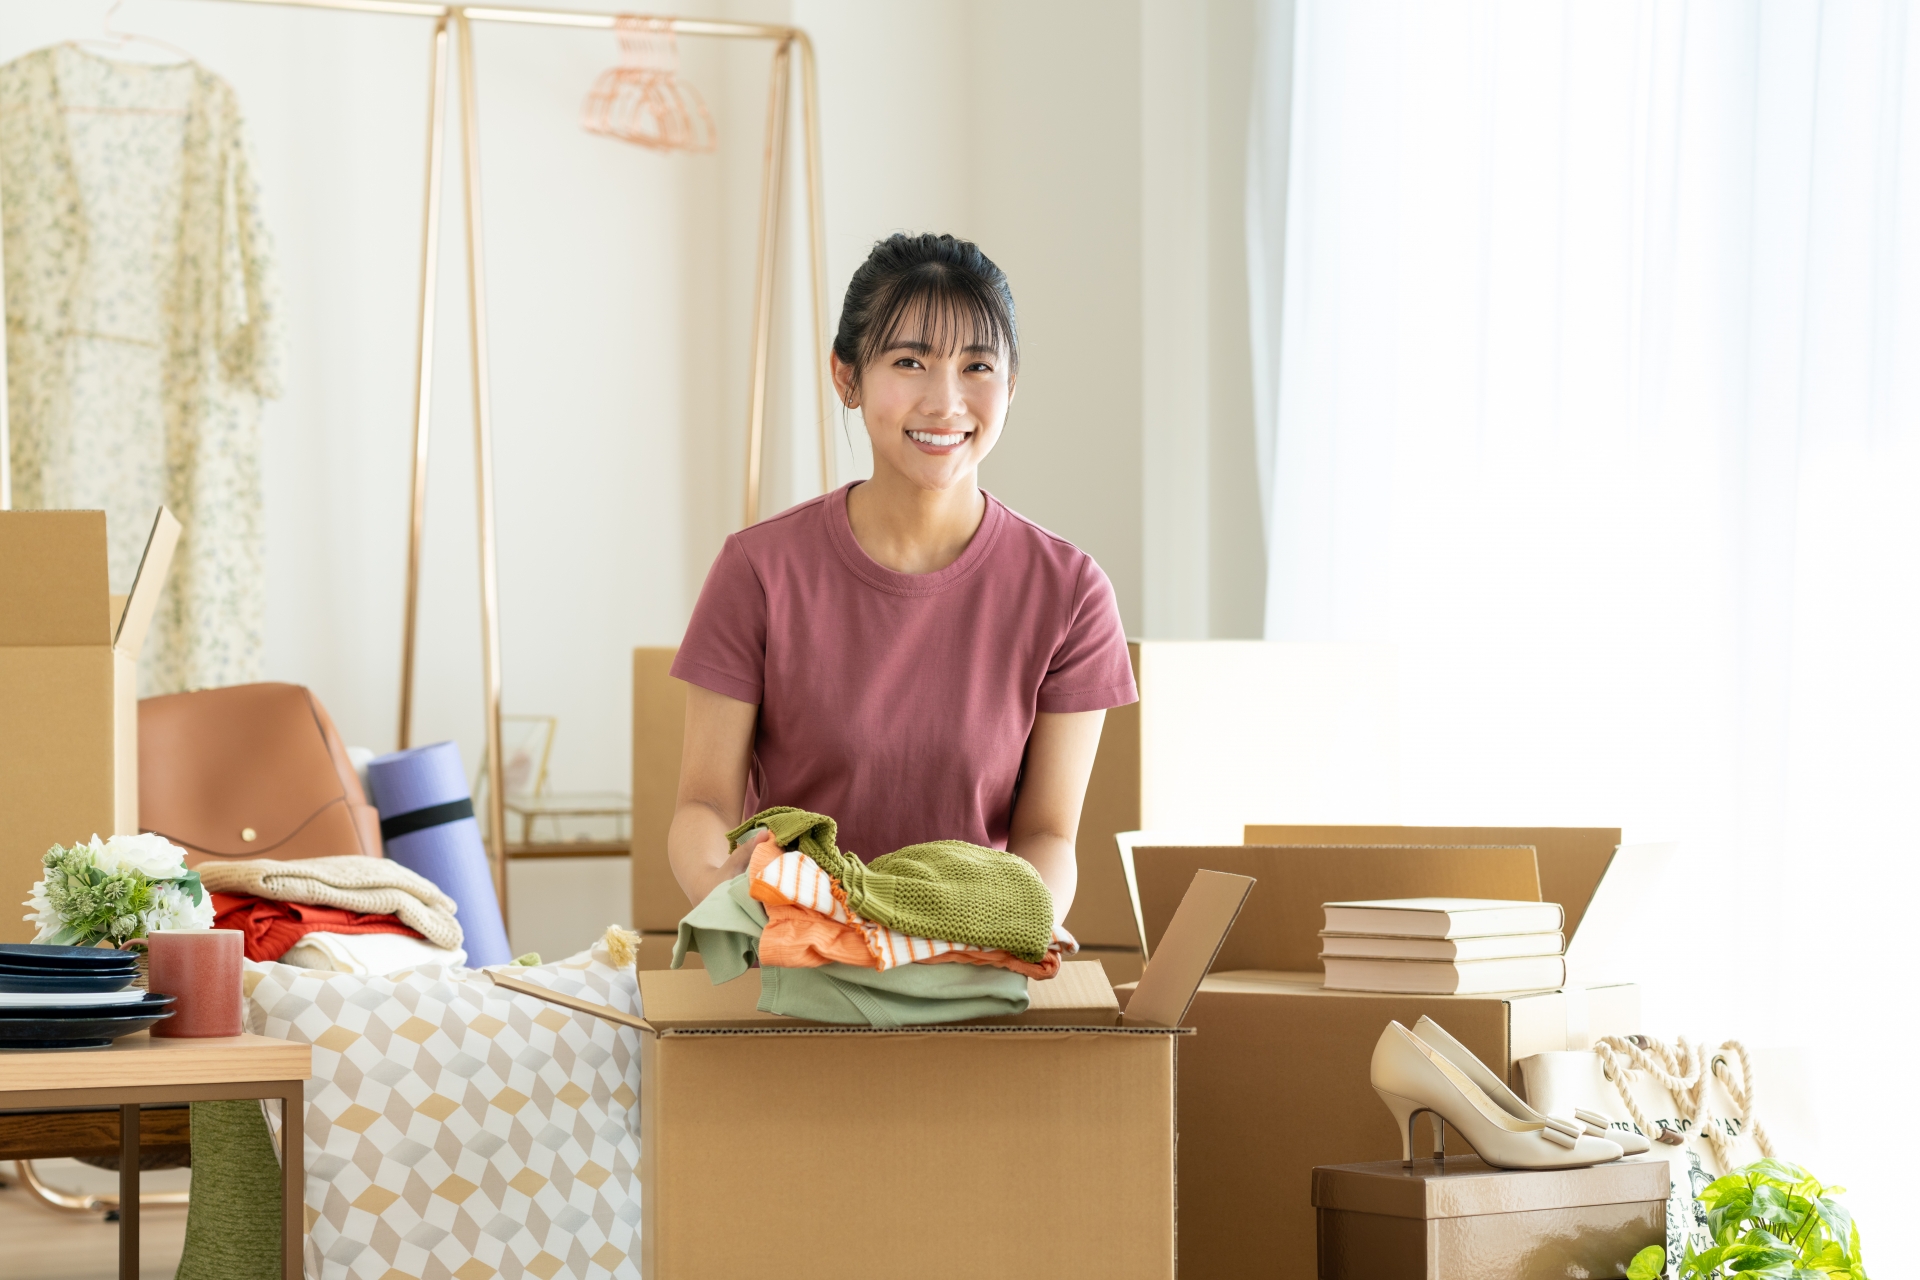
[1007,708,1107,925]
[667,684,760,907]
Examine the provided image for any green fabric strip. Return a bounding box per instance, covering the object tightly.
[756,961,1029,1025]
[727,807,1055,963]
[175,1099,284,1280]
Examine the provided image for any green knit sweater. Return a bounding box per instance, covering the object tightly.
[728,807,1055,963]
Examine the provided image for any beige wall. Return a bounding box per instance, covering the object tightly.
[795,0,1266,639]
[3,0,1274,954]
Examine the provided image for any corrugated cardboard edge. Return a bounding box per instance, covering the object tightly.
[113,506,180,656]
[489,968,1190,1038]
[1122,869,1255,1029]
[487,970,653,1031]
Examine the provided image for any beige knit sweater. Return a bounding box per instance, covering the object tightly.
[199,857,463,951]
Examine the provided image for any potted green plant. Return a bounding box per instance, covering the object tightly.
[1627,1158,1868,1279]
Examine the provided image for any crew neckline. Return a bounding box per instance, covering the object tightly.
[825,481,1006,597]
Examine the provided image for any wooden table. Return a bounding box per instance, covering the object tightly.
[0,1032,312,1280]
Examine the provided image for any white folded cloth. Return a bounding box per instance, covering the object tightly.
[279,931,467,975]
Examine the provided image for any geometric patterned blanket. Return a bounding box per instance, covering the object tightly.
[241,944,642,1280]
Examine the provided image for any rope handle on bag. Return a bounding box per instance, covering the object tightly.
[1593,1035,1774,1167]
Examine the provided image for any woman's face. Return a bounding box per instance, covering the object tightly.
[836,321,1015,493]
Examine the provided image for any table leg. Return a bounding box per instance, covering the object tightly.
[281,1082,304,1280]
[119,1104,139,1280]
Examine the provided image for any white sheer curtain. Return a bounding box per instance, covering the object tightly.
[1251,0,1919,1248]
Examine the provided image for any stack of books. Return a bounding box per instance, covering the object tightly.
[1318,897,1566,994]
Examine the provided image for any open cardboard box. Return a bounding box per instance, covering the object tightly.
[1118,832,1643,1280]
[497,870,1254,1280]
[0,508,179,942]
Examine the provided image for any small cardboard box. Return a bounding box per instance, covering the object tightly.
[1313,1155,1668,1279]
[0,509,179,942]
[1073,641,1399,947]
[627,870,1252,1279]
[630,647,690,932]
[1121,840,1641,1279]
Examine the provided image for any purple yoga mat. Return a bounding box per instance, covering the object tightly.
[365,741,512,968]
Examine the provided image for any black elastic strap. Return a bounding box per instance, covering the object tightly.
[380,797,475,842]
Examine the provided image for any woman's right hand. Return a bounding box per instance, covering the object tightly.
[667,685,761,908]
[681,829,768,905]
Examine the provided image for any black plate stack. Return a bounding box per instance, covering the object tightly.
[0,943,175,1049]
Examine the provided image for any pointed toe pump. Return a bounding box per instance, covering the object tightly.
[1411,1015,1652,1157]
[1371,1021,1624,1170]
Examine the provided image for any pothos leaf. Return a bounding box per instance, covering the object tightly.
[1628,1245,1666,1280]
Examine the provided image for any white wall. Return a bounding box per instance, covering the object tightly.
[4,0,1268,951]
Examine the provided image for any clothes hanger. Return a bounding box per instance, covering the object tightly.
[580,15,717,154]
[68,0,197,67]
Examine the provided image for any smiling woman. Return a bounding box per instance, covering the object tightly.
[665,233,1136,925]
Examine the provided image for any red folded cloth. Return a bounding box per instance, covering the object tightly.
[212,892,425,963]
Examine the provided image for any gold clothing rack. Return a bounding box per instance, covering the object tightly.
[0,0,832,928]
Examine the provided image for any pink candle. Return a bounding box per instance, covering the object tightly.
[146,929,245,1038]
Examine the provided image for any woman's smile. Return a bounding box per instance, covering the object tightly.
[907,428,971,451]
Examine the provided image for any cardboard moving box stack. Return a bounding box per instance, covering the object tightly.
[1119,827,1642,1280]
[0,509,180,943]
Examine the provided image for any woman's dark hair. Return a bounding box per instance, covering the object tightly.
[833,233,1018,390]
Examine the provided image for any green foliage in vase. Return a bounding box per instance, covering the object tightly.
[1672,1159,1868,1279]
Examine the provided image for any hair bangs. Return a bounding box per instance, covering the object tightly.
[859,265,1017,373]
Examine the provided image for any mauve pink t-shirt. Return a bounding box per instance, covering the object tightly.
[672,482,1136,861]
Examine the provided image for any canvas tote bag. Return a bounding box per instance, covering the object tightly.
[1521,1037,1772,1277]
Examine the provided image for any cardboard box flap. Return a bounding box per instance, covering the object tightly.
[1121,870,1254,1029]
[0,510,111,646]
[1125,844,1540,973]
[1563,842,1674,983]
[488,970,653,1032]
[637,960,1124,1031]
[1113,830,1233,964]
[113,507,180,657]
[1244,824,1620,943]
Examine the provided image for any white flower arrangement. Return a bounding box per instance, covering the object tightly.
[22,833,213,948]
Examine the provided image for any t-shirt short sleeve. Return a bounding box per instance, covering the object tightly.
[671,535,768,705]
[1036,557,1137,714]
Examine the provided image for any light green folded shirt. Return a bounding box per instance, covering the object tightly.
[671,874,1029,1026]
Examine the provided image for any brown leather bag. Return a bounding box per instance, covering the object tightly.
[138,682,383,866]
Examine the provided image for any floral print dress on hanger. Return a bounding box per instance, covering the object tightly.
[1,44,282,694]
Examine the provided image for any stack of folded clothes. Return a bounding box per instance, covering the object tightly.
[673,807,1078,1027]
[199,856,468,972]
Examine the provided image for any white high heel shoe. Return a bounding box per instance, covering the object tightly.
[1412,1015,1652,1156]
[1371,1021,1624,1170]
